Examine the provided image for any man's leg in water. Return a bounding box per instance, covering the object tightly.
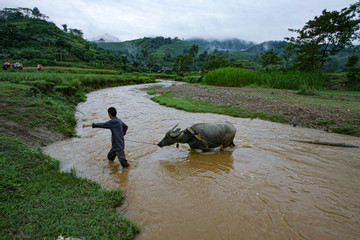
[107,151,116,162]
[116,151,130,168]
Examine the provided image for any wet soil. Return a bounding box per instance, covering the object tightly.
[159,84,360,136]
[0,116,65,149]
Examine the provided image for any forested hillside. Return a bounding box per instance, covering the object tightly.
[0,7,127,69]
[96,37,201,67]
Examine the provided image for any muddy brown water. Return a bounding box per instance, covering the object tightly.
[44,81,360,240]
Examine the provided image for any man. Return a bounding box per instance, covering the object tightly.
[83,107,130,169]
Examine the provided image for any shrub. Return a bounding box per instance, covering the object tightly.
[203,67,326,90]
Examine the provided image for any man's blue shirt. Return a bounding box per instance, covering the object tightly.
[92,117,128,151]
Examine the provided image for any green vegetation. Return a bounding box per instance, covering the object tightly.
[151,92,288,124]
[203,67,326,90]
[286,2,360,72]
[0,135,139,239]
[97,37,199,69]
[0,70,155,136]
[0,7,130,69]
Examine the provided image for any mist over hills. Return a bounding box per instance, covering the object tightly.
[245,40,286,54]
[92,34,286,54]
[91,33,120,43]
[93,35,282,53]
[186,38,257,52]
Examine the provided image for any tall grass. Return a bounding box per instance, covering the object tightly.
[203,67,327,90]
[0,72,155,100]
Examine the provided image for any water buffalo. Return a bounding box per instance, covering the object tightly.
[157,121,236,151]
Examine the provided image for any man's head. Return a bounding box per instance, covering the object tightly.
[108,107,117,118]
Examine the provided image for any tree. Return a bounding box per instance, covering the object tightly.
[173,44,200,75]
[62,24,68,33]
[173,54,193,75]
[188,44,199,70]
[285,2,360,72]
[32,7,41,18]
[201,54,228,71]
[281,42,296,68]
[260,49,282,67]
[69,28,83,38]
[346,55,360,86]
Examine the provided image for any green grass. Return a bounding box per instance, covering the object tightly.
[0,71,156,136]
[0,82,77,136]
[0,135,139,239]
[203,67,326,90]
[151,92,288,124]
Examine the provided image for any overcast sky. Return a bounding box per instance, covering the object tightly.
[1,0,357,43]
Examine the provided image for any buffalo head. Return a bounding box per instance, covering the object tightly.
[157,124,182,147]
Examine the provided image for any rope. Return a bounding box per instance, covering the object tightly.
[126,139,157,145]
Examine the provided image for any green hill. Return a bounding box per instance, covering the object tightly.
[0,7,124,69]
[96,37,204,67]
[95,37,262,68]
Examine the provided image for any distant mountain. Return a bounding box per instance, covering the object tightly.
[94,37,357,71]
[245,41,286,54]
[96,36,201,66]
[91,33,120,43]
[187,38,256,52]
[95,37,260,67]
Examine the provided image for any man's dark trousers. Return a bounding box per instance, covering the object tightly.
[107,151,130,168]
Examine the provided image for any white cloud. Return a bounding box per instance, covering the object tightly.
[0,0,357,42]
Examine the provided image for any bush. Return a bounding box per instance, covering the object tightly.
[297,84,318,96]
[203,67,326,90]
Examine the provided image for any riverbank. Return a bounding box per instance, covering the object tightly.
[155,84,360,137]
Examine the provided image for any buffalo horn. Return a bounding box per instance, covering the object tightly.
[171,123,179,131]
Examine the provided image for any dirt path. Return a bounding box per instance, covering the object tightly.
[160,84,360,137]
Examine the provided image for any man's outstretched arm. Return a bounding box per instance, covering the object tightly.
[83,123,92,128]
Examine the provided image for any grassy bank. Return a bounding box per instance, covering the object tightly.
[0,71,155,137]
[203,67,326,90]
[0,135,139,239]
[151,91,288,124]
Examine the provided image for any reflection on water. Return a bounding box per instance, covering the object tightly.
[44,82,360,240]
[161,150,234,176]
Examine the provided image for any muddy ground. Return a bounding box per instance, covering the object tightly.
[0,116,65,149]
[159,84,360,137]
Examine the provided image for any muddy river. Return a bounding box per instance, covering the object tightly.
[44,81,360,240]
